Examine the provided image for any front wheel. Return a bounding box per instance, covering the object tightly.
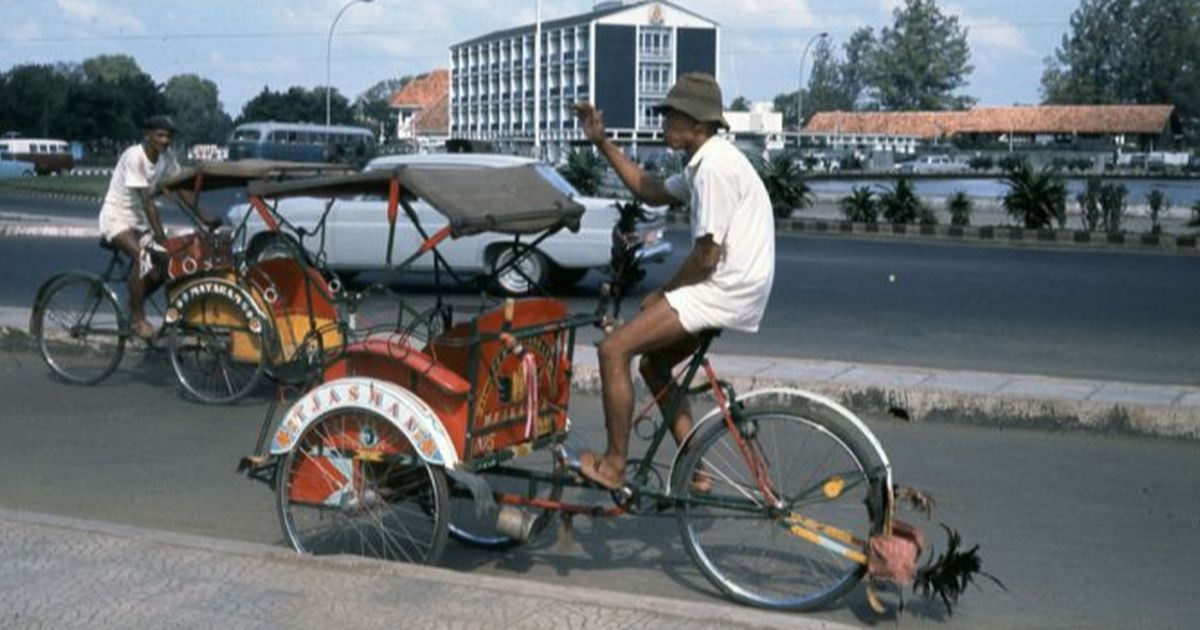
[167,288,268,404]
[490,244,549,296]
[33,275,126,385]
[276,408,450,565]
[673,405,887,611]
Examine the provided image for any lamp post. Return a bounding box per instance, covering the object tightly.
[326,0,374,127]
[533,0,542,158]
[796,31,828,146]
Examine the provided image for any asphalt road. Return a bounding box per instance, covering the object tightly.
[3,215,1199,384]
[0,349,1196,629]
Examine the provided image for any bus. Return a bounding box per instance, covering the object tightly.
[226,122,375,163]
[0,138,74,174]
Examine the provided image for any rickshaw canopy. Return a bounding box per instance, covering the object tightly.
[246,164,585,237]
[159,159,352,194]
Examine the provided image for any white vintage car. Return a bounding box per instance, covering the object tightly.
[225,153,672,294]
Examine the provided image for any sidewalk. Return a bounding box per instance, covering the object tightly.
[0,508,846,630]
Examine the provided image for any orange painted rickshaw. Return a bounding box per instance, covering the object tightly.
[237,164,909,612]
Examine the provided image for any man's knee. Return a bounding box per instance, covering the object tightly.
[597,336,629,368]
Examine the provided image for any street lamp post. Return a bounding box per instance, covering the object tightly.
[796,31,828,146]
[326,0,374,127]
[533,0,542,158]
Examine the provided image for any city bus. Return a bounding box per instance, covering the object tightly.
[226,122,375,163]
[0,138,74,174]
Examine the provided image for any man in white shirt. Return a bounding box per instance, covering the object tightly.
[98,115,180,339]
[571,73,775,490]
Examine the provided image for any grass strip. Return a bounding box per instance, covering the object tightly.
[0,175,108,198]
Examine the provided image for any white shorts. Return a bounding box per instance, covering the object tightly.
[98,210,146,242]
[664,280,767,335]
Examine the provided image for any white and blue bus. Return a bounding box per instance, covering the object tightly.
[226,121,375,163]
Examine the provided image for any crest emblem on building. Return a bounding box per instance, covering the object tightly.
[649,5,664,25]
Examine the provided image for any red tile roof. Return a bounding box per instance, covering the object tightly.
[411,93,449,135]
[389,69,449,109]
[804,105,1176,139]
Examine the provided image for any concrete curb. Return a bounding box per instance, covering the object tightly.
[567,346,1200,441]
[0,507,850,630]
[666,214,1200,254]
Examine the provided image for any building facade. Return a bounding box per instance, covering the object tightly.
[389,70,451,152]
[449,1,718,160]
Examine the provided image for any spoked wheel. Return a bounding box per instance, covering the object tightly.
[167,290,267,404]
[447,451,564,549]
[276,409,450,565]
[673,406,887,611]
[33,275,126,385]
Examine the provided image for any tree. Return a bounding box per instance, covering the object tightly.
[752,153,812,218]
[867,0,975,110]
[355,75,417,139]
[1002,163,1067,229]
[839,186,878,223]
[0,64,73,137]
[772,91,803,129]
[1042,0,1200,141]
[238,86,352,125]
[729,96,751,112]
[164,74,232,146]
[804,37,855,122]
[558,148,605,196]
[879,178,926,223]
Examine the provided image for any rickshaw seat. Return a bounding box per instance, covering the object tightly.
[347,337,470,398]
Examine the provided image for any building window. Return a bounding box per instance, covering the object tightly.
[640,63,671,95]
[639,27,671,58]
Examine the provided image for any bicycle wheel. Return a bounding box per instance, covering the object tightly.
[276,408,450,565]
[33,275,125,385]
[447,453,564,549]
[167,290,267,404]
[673,403,887,611]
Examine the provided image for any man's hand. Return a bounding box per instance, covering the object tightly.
[641,288,665,311]
[574,102,607,146]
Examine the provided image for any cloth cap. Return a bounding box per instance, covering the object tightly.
[143,115,177,132]
[652,73,729,129]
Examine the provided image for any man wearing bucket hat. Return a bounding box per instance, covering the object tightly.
[570,73,775,490]
[97,115,181,340]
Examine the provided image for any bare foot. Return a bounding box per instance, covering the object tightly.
[690,468,713,494]
[577,451,625,491]
[130,319,156,340]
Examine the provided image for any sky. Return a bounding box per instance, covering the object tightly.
[0,0,1080,115]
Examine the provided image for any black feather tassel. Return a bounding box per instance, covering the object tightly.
[913,524,1006,615]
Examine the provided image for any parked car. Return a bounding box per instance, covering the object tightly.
[0,152,36,179]
[897,154,969,174]
[226,153,673,295]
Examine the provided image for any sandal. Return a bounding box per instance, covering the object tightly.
[556,444,625,491]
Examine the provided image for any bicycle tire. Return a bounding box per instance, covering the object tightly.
[33,274,126,385]
[167,288,268,404]
[276,408,450,565]
[673,399,888,611]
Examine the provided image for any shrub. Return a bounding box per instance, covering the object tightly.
[558,148,605,196]
[1099,182,1127,234]
[1146,189,1168,236]
[1076,178,1103,232]
[968,155,994,171]
[753,153,813,219]
[839,186,878,223]
[1002,162,1067,229]
[946,190,973,226]
[879,178,925,224]
[1190,200,1200,228]
[997,155,1027,172]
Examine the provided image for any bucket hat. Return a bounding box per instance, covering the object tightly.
[652,73,729,130]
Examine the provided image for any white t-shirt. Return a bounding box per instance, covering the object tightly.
[662,136,775,333]
[98,144,178,240]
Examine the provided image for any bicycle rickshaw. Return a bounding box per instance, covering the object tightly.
[30,160,352,404]
[238,163,905,611]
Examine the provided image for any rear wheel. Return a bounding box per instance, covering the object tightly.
[167,288,267,404]
[673,404,887,611]
[33,275,125,385]
[276,408,450,565]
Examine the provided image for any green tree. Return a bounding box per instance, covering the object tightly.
[867,0,975,110]
[946,190,973,226]
[238,86,352,125]
[558,148,605,196]
[753,153,812,218]
[729,96,751,112]
[164,74,232,146]
[804,37,855,123]
[81,54,144,83]
[0,64,74,137]
[355,75,418,140]
[1042,0,1200,141]
[879,178,927,223]
[839,186,878,223]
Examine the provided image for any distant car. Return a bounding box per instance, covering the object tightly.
[0,152,36,179]
[897,154,969,174]
[226,153,673,295]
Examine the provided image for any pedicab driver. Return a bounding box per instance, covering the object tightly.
[97,115,181,340]
[571,73,775,490]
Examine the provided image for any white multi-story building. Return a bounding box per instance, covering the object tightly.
[449,1,718,160]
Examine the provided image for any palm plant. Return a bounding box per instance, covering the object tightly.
[879,178,925,224]
[1146,189,1168,236]
[946,190,972,226]
[1001,163,1067,229]
[1076,178,1103,232]
[558,148,606,196]
[753,153,812,219]
[1099,182,1127,234]
[839,186,878,223]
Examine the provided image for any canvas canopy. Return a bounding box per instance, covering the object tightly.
[159,159,351,194]
[246,164,584,237]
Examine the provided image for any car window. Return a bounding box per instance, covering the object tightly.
[534,163,579,197]
[232,129,261,141]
